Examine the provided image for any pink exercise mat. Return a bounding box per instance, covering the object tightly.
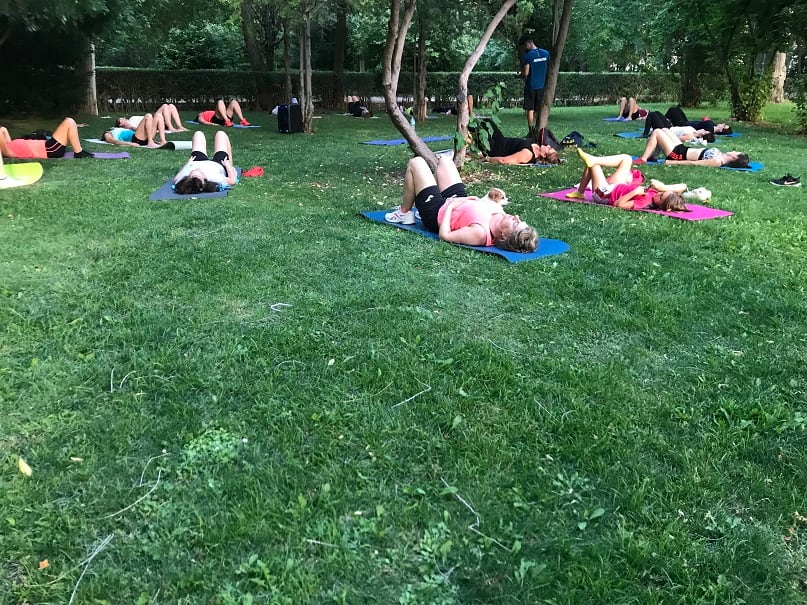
[537,188,733,221]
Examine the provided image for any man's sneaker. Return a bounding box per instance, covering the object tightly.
[770,174,801,187]
[385,207,415,224]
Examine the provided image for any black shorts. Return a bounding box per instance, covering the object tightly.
[667,144,687,161]
[189,150,230,166]
[132,134,147,146]
[523,88,544,112]
[45,138,66,159]
[415,182,468,233]
[211,114,227,126]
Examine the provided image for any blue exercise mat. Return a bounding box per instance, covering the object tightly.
[604,117,628,122]
[360,210,570,263]
[718,132,741,138]
[614,131,644,138]
[362,136,453,146]
[631,157,763,172]
[185,120,260,128]
[149,167,242,200]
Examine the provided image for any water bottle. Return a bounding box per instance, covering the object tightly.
[409,115,416,128]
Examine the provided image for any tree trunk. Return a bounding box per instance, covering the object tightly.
[414,17,428,122]
[536,0,573,132]
[454,0,517,166]
[80,39,98,115]
[283,19,293,101]
[381,0,434,165]
[241,1,267,70]
[770,51,786,103]
[332,0,347,108]
[299,13,314,133]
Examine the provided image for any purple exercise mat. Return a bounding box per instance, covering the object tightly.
[62,151,130,159]
[538,188,733,221]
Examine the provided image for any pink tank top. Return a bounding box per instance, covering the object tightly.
[436,198,503,246]
[7,138,46,159]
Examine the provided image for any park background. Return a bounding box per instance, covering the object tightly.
[2,0,807,604]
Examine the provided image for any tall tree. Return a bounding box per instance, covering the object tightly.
[536,0,574,131]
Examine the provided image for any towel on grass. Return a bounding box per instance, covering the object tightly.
[185,120,260,128]
[537,188,733,221]
[633,157,764,172]
[362,136,452,146]
[150,167,243,201]
[360,210,570,263]
[0,162,43,188]
[85,138,193,150]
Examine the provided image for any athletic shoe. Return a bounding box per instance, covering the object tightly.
[632,158,646,165]
[565,191,586,200]
[769,174,801,187]
[385,207,415,225]
[414,209,421,221]
[74,150,94,159]
[240,119,251,126]
[225,119,233,127]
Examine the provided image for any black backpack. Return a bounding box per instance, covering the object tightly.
[21,129,52,140]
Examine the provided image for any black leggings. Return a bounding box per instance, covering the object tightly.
[641,111,672,137]
[665,106,689,127]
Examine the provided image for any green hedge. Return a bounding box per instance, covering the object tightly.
[97,68,683,112]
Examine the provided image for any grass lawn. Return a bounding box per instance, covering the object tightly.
[1,101,806,604]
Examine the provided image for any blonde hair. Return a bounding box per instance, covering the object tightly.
[497,225,538,252]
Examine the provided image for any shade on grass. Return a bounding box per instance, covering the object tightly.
[1,104,806,604]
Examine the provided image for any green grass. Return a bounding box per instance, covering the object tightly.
[1,102,806,604]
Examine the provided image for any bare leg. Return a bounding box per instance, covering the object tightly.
[226,100,246,122]
[50,117,85,152]
[0,126,14,157]
[152,114,168,145]
[214,100,228,121]
[191,131,207,154]
[639,129,677,161]
[213,130,233,161]
[626,97,639,119]
[617,97,627,118]
[135,114,159,147]
[165,103,186,131]
[526,109,536,132]
[434,155,462,190]
[400,157,438,212]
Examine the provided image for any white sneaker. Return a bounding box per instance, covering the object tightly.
[683,187,712,202]
[385,207,415,224]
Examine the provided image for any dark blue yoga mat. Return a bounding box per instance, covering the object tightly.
[631,157,763,172]
[360,210,570,263]
[149,168,242,200]
[362,136,453,146]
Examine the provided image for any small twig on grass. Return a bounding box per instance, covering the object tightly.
[305,538,337,547]
[391,379,431,408]
[68,533,114,605]
[270,302,292,312]
[138,452,169,487]
[109,367,115,393]
[119,371,135,390]
[484,337,518,355]
[101,468,162,520]
[441,477,511,552]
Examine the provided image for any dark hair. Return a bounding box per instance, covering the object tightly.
[719,125,733,135]
[704,132,716,143]
[115,118,124,127]
[174,176,220,195]
[724,153,749,169]
[518,33,534,48]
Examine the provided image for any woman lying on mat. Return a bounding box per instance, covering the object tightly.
[569,149,689,211]
[347,95,372,117]
[173,131,237,195]
[636,128,749,168]
[0,117,93,159]
[384,155,538,252]
[616,96,648,121]
[665,106,732,135]
[641,111,715,143]
[116,103,188,132]
[102,113,168,147]
[196,99,250,127]
[472,118,560,165]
